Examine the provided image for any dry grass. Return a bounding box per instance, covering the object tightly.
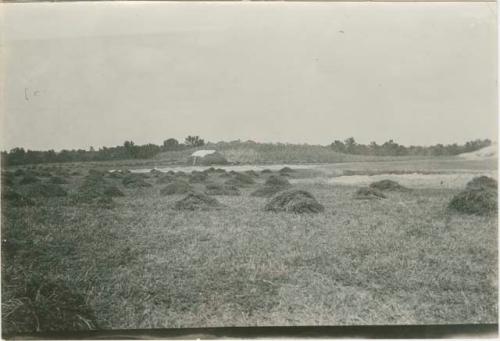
[0,164,497,334]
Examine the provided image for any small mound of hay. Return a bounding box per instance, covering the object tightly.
[174,192,223,210]
[24,183,67,197]
[214,168,227,174]
[107,171,124,179]
[279,167,294,174]
[369,179,408,191]
[150,169,163,177]
[265,175,291,187]
[261,169,273,174]
[19,174,41,185]
[264,189,324,214]
[2,189,35,206]
[448,187,497,216]
[175,171,187,177]
[14,169,25,177]
[160,180,193,195]
[225,172,255,187]
[2,173,14,186]
[49,176,69,184]
[122,174,152,188]
[354,187,387,200]
[88,169,107,177]
[189,171,209,183]
[251,175,292,197]
[244,170,260,178]
[466,176,497,191]
[70,170,81,176]
[205,183,240,196]
[156,174,175,184]
[103,186,125,197]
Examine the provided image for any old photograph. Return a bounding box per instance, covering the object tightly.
[0,1,498,336]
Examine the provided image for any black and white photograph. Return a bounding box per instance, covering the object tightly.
[0,1,498,338]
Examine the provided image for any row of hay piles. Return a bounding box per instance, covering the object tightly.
[251,175,291,197]
[204,183,240,196]
[448,176,497,216]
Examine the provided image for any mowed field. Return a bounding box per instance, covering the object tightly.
[1,158,498,333]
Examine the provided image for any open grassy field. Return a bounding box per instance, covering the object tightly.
[1,159,497,334]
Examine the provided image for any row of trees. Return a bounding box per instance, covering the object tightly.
[1,136,205,166]
[330,138,492,156]
[1,136,492,166]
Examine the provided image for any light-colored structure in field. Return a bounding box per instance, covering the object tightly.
[189,150,228,166]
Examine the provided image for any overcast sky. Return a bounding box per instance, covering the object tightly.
[1,2,497,151]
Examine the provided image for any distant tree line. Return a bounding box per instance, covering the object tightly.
[1,136,205,166]
[0,135,492,166]
[329,138,492,156]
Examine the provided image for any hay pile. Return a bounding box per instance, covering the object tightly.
[2,189,35,207]
[205,183,240,196]
[174,192,223,211]
[354,187,387,200]
[122,174,152,188]
[2,173,14,186]
[264,189,324,214]
[369,179,408,191]
[156,174,175,184]
[251,175,291,197]
[150,169,163,177]
[189,171,208,183]
[20,174,41,185]
[225,172,255,187]
[466,176,497,191]
[261,169,273,174]
[14,169,25,177]
[279,167,294,176]
[244,170,260,178]
[49,176,69,185]
[24,182,67,198]
[160,180,193,195]
[73,174,124,205]
[448,176,497,215]
[107,171,124,179]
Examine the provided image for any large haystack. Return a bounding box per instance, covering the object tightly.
[251,175,292,197]
[466,176,497,191]
[279,167,294,176]
[204,183,240,196]
[2,189,35,207]
[369,179,408,191]
[24,183,67,197]
[354,187,387,200]
[160,180,193,195]
[448,186,497,216]
[174,192,223,210]
[264,189,324,214]
[122,174,152,188]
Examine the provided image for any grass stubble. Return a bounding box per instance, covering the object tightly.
[0,165,497,333]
